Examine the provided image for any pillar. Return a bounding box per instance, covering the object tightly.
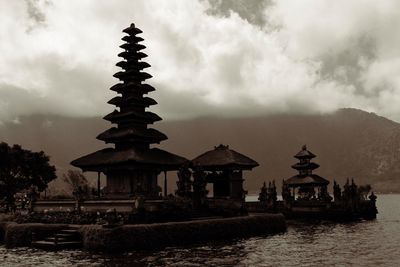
[164,171,167,197]
[97,172,101,198]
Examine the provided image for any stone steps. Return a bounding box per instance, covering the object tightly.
[31,226,82,251]
[45,237,69,242]
[31,240,82,250]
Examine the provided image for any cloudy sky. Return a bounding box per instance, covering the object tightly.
[1,0,400,122]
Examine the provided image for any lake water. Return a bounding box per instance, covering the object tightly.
[0,194,399,266]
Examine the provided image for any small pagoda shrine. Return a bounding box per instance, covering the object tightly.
[71,24,188,199]
[246,146,378,220]
[283,145,330,201]
[191,145,259,200]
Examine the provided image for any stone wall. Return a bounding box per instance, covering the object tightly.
[0,222,67,248]
[80,214,286,252]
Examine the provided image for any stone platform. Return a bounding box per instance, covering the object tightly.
[32,199,165,213]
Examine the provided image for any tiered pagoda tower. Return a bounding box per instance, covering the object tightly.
[71,24,188,199]
[284,145,329,199]
[291,145,320,177]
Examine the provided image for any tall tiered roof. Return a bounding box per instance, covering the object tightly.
[71,23,187,171]
[285,145,329,187]
[291,145,319,171]
[294,145,316,159]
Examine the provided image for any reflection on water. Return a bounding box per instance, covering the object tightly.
[0,195,399,266]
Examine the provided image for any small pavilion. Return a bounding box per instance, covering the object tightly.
[191,144,259,200]
[284,145,330,201]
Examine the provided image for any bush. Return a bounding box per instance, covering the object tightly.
[81,214,287,252]
[14,211,99,225]
[63,170,94,200]
[0,213,17,222]
[4,223,67,248]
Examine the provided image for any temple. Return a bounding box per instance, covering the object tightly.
[71,24,188,199]
[191,144,259,213]
[27,23,377,227]
[247,145,378,220]
[284,145,331,201]
[192,145,258,200]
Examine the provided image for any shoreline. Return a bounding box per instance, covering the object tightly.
[0,214,286,252]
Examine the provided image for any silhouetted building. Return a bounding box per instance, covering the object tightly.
[192,144,258,200]
[284,145,330,201]
[71,24,187,199]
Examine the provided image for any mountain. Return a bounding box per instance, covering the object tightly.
[0,108,399,194]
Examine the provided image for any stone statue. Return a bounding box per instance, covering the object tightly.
[369,191,377,202]
[258,182,268,202]
[270,180,278,202]
[267,180,278,210]
[176,166,192,198]
[282,180,292,202]
[342,178,350,202]
[333,181,342,202]
[192,169,208,209]
[319,185,332,202]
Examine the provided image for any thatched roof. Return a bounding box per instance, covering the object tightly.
[192,144,259,170]
[103,110,162,124]
[110,83,155,94]
[122,23,143,35]
[107,96,157,107]
[291,162,320,170]
[118,51,148,60]
[121,35,144,43]
[113,70,152,82]
[116,61,150,70]
[97,127,168,143]
[97,127,167,144]
[294,145,316,159]
[71,147,188,172]
[71,23,187,173]
[119,43,146,51]
[285,174,329,187]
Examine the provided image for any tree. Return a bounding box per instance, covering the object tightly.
[63,170,91,201]
[359,184,372,200]
[0,142,56,211]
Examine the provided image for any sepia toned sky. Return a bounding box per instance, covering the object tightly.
[1,0,400,122]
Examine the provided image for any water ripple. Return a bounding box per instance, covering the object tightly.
[0,195,399,266]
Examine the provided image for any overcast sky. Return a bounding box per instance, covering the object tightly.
[1,0,400,122]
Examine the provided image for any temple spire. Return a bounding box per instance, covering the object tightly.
[97,23,167,149]
[71,23,188,199]
[291,145,320,176]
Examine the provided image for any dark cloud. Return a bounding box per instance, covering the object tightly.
[1,0,400,123]
[24,0,50,32]
[152,83,269,120]
[0,54,112,121]
[0,84,49,121]
[319,35,377,95]
[207,0,272,27]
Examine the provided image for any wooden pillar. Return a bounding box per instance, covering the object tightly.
[97,172,101,198]
[164,171,167,197]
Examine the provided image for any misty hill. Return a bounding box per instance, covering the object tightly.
[0,108,399,194]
